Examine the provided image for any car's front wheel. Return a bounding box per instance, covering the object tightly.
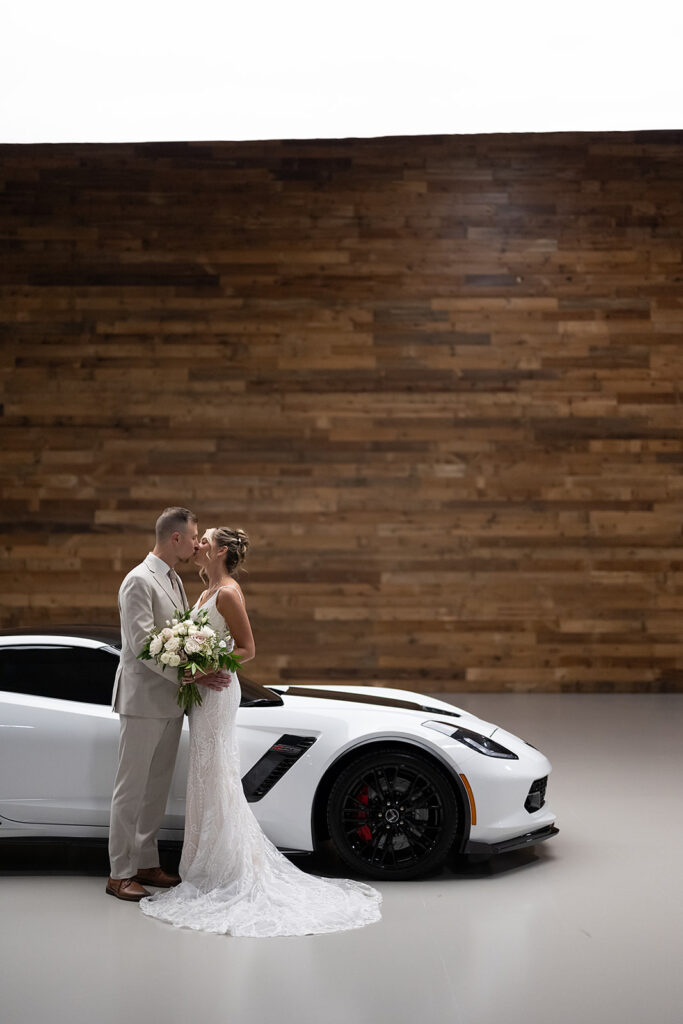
[326,746,460,880]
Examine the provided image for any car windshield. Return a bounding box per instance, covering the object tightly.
[237,673,283,707]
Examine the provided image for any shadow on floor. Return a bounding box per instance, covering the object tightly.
[0,837,548,882]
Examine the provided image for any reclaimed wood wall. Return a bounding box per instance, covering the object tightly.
[1,131,683,692]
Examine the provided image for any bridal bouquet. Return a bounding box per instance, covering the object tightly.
[137,607,242,711]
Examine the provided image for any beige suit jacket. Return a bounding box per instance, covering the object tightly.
[112,554,189,718]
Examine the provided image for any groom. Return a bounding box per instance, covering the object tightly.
[107,506,229,901]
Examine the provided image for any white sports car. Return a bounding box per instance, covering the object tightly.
[0,628,558,880]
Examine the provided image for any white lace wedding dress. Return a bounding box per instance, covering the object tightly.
[140,592,382,937]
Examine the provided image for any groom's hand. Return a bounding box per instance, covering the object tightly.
[195,670,231,691]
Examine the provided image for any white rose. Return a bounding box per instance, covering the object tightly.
[159,652,172,665]
[167,653,181,667]
[185,637,201,655]
[175,622,188,635]
[149,636,163,656]
[200,626,215,638]
[218,640,227,649]
[161,627,173,641]
[164,636,181,653]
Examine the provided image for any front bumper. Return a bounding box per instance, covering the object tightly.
[464,823,559,857]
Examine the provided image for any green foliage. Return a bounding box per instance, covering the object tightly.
[138,606,243,711]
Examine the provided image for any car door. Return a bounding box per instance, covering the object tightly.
[0,641,127,827]
[0,645,298,841]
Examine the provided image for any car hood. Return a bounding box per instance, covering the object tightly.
[269,684,498,737]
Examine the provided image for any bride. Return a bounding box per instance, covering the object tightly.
[140,526,382,937]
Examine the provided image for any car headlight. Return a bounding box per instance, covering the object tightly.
[423,720,519,759]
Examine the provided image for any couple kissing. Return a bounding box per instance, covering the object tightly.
[107,506,381,937]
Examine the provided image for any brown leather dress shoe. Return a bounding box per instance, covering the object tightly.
[134,866,181,888]
[106,877,151,901]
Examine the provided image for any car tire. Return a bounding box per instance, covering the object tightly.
[326,746,460,881]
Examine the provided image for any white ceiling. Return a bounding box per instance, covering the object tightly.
[2,0,682,143]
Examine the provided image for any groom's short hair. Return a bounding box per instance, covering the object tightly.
[155,507,198,541]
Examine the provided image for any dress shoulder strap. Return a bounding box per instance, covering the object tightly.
[218,583,245,606]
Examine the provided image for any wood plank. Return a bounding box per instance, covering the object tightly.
[2,131,683,691]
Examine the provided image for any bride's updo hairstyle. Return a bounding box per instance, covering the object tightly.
[202,527,249,582]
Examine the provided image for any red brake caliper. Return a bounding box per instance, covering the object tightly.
[355,784,372,842]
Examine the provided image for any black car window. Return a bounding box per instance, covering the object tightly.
[0,645,118,705]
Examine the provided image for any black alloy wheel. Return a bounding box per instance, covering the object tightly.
[327,747,460,880]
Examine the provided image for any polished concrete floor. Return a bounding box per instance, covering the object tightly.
[1,694,682,1024]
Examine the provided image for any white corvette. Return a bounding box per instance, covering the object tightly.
[0,628,558,880]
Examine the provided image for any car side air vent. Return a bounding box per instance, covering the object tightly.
[242,735,317,803]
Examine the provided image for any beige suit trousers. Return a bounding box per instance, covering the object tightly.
[108,714,184,879]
